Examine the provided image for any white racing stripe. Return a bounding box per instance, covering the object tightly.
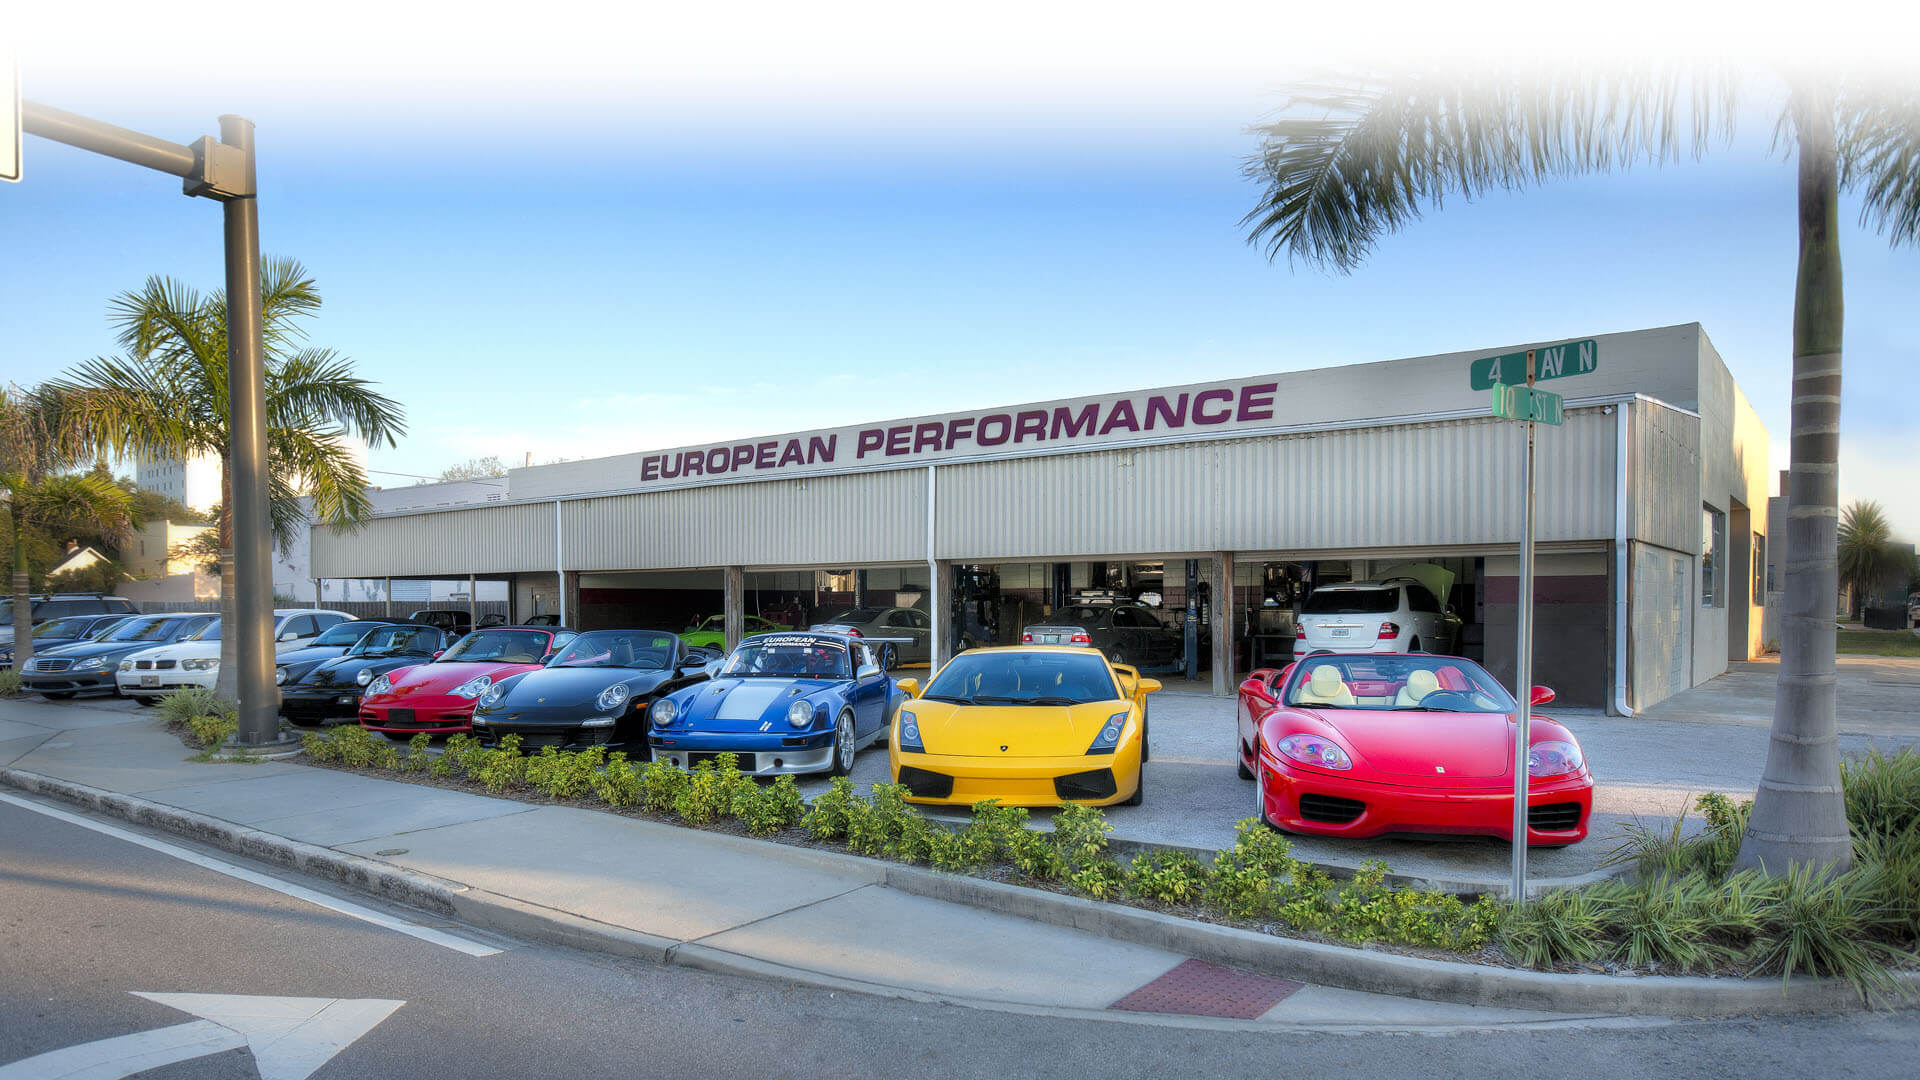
[0,789,501,958]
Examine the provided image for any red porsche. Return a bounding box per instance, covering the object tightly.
[1237,653,1591,846]
[359,625,576,739]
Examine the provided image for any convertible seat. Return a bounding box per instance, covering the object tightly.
[1296,664,1356,706]
[1394,669,1440,707]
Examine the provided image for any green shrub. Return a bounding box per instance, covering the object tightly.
[527,747,604,799]
[468,735,527,793]
[186,712,237,750]
[0,669,25,697]
[1069,859,1130,900]
[1501,888,1607,968]
[301,730,336,762]
[330,725,382,768]
[591,751,645,807]
[675,755,750,824]
[735,775,806,835]
[1844,748,1920,846]
[157,687,237,731]
[432,734,483,779]
[802,777,860,840]
[1750,862,1908,993]
[396,732,432,771]
[641,758,691,815]
[1009,828,1068,880]
[960,800,1032,864]
[1585,873,1742,970]
[1128,850,1211,905]
[845,784,919,856]
[1050,803,1113,868]
[1206,819,1305,920]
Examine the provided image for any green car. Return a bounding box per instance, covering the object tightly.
[678,614,794,650]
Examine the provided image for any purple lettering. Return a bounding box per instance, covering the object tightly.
[808,435,836,464]
[856,429,885,459]
[913,422,944,453]
[706,447,731,473]
[659,453,682,479]
[731,444,755,471]
[755,441,778,469]
[1051,403,1098,439]
[885,425,912,455]
[682,451,704,477]
[977,413,1012,446]
[779,439,806,467]
[1145,393,1187,430]
[1194,388,1233,424]
[1098,399,1141,435]
[945,416,975,447]
[641,456,661,482]
[1237,382,1277,422]
[1014,410,1048,442]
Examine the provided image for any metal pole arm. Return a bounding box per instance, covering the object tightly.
[22,100,196,177]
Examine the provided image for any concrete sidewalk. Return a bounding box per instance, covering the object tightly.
[0,702,1646,1032]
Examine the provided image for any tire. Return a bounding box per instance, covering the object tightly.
[878,643,898,672]
[828,710,857,776]
[1108,648,1129,668]
[1237,744,1254,781]
[1122,766,1144,806]
[1408,636,1421,653]
[1140,701,1150,763]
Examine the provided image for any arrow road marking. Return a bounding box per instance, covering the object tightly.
[0,993,403,1080]
[0,789,500,957]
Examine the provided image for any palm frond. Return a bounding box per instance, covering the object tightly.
[1241,64,1739,272]
[268,349,408,448]
[268,426,375,531]
[1839,78,1920,247]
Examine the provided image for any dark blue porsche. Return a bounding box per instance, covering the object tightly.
[646,631,906,776]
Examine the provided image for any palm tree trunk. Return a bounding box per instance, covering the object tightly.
[1735,87,1853,873]
[215,457,239,702]
[9,515,31,671]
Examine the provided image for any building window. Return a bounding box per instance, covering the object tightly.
[1752,533,1765,601]
[1702,505,1726,607]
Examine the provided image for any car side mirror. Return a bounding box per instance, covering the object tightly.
[856,664,881,679]
[278,630,298,642]
[1239,677,1276,703]
[895,677,920,698]
[1136,677,1162,695]
[432,650,445,660]
[1530,686,1556,706]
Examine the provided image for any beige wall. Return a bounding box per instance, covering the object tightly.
[1690,333,1772,683]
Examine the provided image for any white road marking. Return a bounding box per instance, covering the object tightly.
[0,994,404,1080]
[0,789,500,957]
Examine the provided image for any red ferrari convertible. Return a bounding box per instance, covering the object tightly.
[1237,653,1591,846]
[359,625,576,738]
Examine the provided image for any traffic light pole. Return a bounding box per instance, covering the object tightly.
[22,101,282,746]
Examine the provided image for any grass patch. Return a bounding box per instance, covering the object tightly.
[1835,629,1920,657]
[0,669,24,698]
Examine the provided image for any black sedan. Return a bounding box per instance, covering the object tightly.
[275,620,413,688]
[18,613,216,698]
[1021,601,1185,670]
[470,629,718,752]
[279,623,447,726]
[0,613,135,666]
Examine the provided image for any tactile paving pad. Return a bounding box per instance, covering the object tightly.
[1107,959,1305,1019]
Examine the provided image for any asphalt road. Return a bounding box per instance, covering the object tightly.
[2,793,1916,1079]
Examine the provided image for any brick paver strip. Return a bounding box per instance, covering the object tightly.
[1107,958,1305,1020]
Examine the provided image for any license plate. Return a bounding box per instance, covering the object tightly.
[140,675,160,687]
[1329,628,1350,638]
[1043,634,1060,644]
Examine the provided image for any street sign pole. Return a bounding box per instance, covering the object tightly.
[1511,350,1536,902]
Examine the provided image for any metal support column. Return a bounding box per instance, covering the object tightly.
[1184,559,1200,681]
[853,569,867,610]
[1210,552,1235,695]
[723,566,746,651]
[1511,350,1540,900]
[384,577,393,619]
[468,573,477,630]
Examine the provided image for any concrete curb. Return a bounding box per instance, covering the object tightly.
[5,766,1912,1019]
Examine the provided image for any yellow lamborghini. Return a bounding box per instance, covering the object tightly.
[889,646,1160,807]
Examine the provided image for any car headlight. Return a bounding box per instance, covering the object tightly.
[366,674,392,697]
[182,658,218,672]
[1275,733,1353,770]
[76,656,106,670]
[477,684,507,710]
[1085,710,1130,755]
[451,674,493,700]
[1528,740,1584,777]
[787,700,814,728]
[119,659,135,672]
[596,683,630,713]
[896,709,925,753]
[652,697,678,726]
[275,667,287,686]
[356,668,374,686]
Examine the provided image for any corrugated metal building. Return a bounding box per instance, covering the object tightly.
[312,322,1771,711]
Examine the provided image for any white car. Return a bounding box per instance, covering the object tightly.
[116,609,358,703]
[1293,572,1461,658]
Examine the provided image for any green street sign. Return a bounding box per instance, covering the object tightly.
[1491,385,1564,425]
[1469,338,1599,390]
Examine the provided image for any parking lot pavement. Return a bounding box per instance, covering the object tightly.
[798,657,1920,891]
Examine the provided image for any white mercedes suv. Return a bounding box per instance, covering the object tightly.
[116,609,358,703]
[1292,577,1461,657]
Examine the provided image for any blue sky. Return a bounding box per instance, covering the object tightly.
[7,5,1919,534]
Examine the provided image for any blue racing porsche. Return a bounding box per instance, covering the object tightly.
[646,631,906,776]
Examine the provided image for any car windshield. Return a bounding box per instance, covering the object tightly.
[313,622,372,647]
[104,616,187,642]
[826,608,886,624]
[550,630,677,670]
[721,635,851,678]
[922,652,1118,706]
[440,629,552,664]
[1303,588,1398,615]
[187,618,223,642]
[1056,606,1107,627]
[348,626,438,657]
[32,616,96,638]
[1282,655,1517,713]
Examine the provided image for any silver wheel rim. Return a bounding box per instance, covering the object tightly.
[837,715,854,770]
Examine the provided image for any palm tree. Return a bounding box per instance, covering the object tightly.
[54,258,406,698]
[1837,500,1898,619]
[2,384,136,670]
[1240,66,1919,874]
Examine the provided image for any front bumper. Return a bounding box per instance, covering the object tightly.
[280,688,365,723]
[1294,637,1402,656]
[648,729,836,776]
[115,669,217,698]
[472,717,634,752]
[1258,757,1592,844]
[20,668,116,693]
[888,740,1143,807]
[360,700,476,735]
